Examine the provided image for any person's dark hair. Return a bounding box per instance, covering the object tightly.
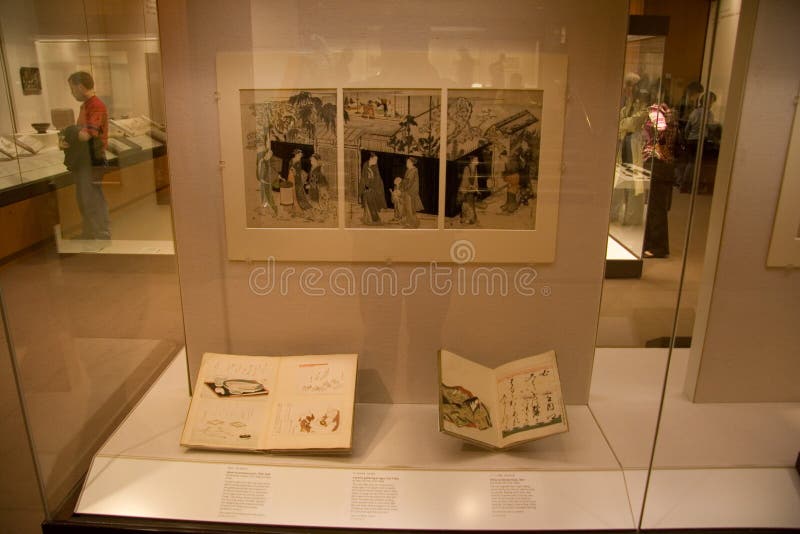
[686,81,704,94]
[292,148,303,156]
[698,92,718,107]
[407,156,417,167]
[311,153,321,161]
[68,71,95,89]
[368,152,377,159]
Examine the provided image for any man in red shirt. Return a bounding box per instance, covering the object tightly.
[66,71,110,239]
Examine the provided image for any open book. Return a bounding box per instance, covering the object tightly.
[181,352,358,453]
[438,349,568,450]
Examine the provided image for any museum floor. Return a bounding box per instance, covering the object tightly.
[2,188,798,533]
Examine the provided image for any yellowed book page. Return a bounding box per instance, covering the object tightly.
[180,353,280,450]
[264,354,358,451]
[439,350,500,448]
[493,350,568,448]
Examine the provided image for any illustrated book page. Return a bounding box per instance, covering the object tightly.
[264,354,358,452]
[438,350,500,448]
[181,352,358,453]
[438,349,567,450]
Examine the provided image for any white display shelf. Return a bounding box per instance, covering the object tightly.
[76,352,638,530]
[55,225,175,255]
[641,467,800,529]
[76,348,800,530]
[0,136,165,193]
[589,348,800,530]
[606,235,639,261]
[0,148,68,189]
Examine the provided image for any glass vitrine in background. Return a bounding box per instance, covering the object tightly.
[641,0,800,528]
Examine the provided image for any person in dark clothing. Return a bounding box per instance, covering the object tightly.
[642,103,678,258]
[359,152,387,225]
[62,71,110,239]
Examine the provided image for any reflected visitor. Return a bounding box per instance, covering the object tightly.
[677,81,704,125]
[618,72,648,166]
[61,71,110,240]
[680,91,718,194]
[400,156,424,228]
[642,102,677,258]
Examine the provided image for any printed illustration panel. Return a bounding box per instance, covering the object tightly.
[343,89,440,229]
[446,89,543,230]
[240,89,338,228]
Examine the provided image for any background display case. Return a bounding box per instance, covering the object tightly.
[0,1,798,533]
[0,0,172,258]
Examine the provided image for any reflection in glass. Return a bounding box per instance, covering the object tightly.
[610,35,666,258]
[0,1,184,525]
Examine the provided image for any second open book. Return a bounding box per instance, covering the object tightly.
[438,349,568,450]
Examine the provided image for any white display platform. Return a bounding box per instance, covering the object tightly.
[76,348,800,530]
[54,225,175,255]
[589,348,800,529]
[76,353,638,530]
[606,235,639,261]
[642,468,800,529]
[0,147,68,190]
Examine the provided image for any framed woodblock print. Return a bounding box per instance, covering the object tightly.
[240,90,338,228]
[343,89,441,230]
[446,89,543,230]
[216,52,566,263]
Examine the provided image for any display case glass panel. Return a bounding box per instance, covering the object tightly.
[72,0,644,530]
[642,0,800,528]
[0,1,184,528]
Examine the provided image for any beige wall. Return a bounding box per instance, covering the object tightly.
[688,0,800,402]
[160,0,628,404]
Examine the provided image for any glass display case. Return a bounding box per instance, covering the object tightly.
[0,2,184,533]
[1,1,798,533]
[0,0,171,257]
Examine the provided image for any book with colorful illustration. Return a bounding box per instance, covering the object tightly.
[438,349,568,450]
